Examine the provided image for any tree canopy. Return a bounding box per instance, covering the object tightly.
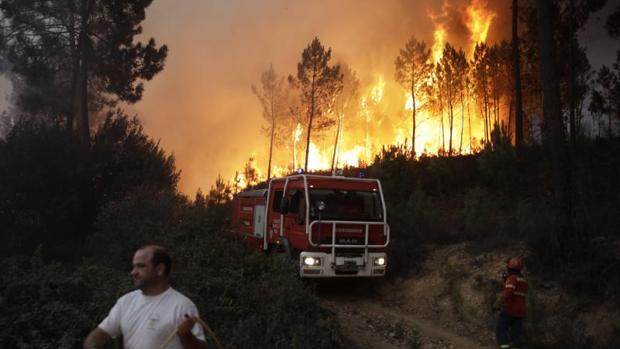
[289,37,343,171]
[0,0,167,142]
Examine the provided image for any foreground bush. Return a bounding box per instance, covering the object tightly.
[0,189,345,349]
[0,251,126,348]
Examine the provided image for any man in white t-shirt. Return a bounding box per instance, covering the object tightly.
[83,245,208,349]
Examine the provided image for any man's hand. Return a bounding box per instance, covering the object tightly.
[83,327,110,349]
[492,293,504,312]
[177,314,208,349]
[177,314,198,336]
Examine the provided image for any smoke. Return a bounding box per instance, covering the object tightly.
[136,0,511,194]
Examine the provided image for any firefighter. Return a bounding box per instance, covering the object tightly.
[495,256,528,349]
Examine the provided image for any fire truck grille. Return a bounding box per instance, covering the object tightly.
[335,251,364,258]
[320,237,364,245]
[334,264,359,275]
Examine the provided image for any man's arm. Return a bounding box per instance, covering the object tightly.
[177,315,209,349]
[83,327,111,349]
[502,276,516,300]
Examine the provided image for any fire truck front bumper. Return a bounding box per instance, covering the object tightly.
[299,252,387,277]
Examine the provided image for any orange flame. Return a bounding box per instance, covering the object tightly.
[432,25,447,64]
[235,1,501,191]
[465,0,496,57]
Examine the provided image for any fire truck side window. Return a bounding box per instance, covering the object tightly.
[271,190,283,212]
[289,190,303,214]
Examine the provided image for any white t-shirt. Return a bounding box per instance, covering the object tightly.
[99,287,205,349]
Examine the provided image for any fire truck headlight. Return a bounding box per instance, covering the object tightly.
[303,257,321,266]
[374,257,386,266]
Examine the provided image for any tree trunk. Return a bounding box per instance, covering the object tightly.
[304,77,316,172]
[513,0,524,149]
[292,129,297,170]
[76,0,90,146]
[68,0,77,133]
[536,0,575,259]
[267,90,276,179]
[411,84,417,159]
[508,95,514,139]
[304,112,313,172]
[267,116,274,179]
[568,0,577,147]
[448,96,454,155]
[459,96,464,154]
[331,112,342,173]
[468,99,472,151]
[440,110,445,154]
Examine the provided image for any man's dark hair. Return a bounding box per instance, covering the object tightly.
[142,245,172,276]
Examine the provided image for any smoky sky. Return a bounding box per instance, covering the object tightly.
[133,0,518,194]
[0,1,613,195]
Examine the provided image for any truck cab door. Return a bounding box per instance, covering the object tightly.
[283,190,305,233]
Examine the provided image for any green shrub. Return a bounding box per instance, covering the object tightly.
[385,185,436,276]
[369,144,415,205]
[91,110,180,206]
[477,127,517,192]
[0,112,180,261]
[463,187,495,239]
[423,156,452,196]
[87,187,185,269]
[0,119,86,259]
[0,250,126,349]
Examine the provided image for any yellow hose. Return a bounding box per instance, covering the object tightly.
[161,317,223,349]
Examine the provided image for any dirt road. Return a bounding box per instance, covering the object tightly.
[316,279,495,349]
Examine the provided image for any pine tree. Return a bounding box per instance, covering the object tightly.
[394,37,433,158]
[252,64,289,179]
[289,37,343,172]
[0,0,167,144]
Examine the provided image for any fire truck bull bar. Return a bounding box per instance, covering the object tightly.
[301,220,390,277]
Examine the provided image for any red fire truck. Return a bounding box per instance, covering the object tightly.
[230,173,390,277]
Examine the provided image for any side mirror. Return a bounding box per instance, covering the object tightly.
[316,200,326,212]
[280,197,289,214]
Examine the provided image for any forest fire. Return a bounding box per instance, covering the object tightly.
[2,0,619,347]
[432,26,448,64]
[236,0,502,190]
[466,0,496,57]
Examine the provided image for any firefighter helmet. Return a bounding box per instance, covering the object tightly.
[507,257,523,270]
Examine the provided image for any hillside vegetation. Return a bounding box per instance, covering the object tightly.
[365,134,620,348]
[0,116,344,349]
[1,115,619,348]
[369,134,620,301]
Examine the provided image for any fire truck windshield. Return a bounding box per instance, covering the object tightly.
[308,189,383,221]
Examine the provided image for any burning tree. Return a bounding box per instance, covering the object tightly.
[289,37,343,172]
[436,44,468,155]
[472,43,493,143]
[252,64,290,179]
[512,0,524,149]
[331,63,360,172]
[394,36,434,159]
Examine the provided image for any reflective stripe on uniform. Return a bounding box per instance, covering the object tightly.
[516,277,525,282]
[514,291,526,296]
[505,284,516,289]
[500,345,511,348]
